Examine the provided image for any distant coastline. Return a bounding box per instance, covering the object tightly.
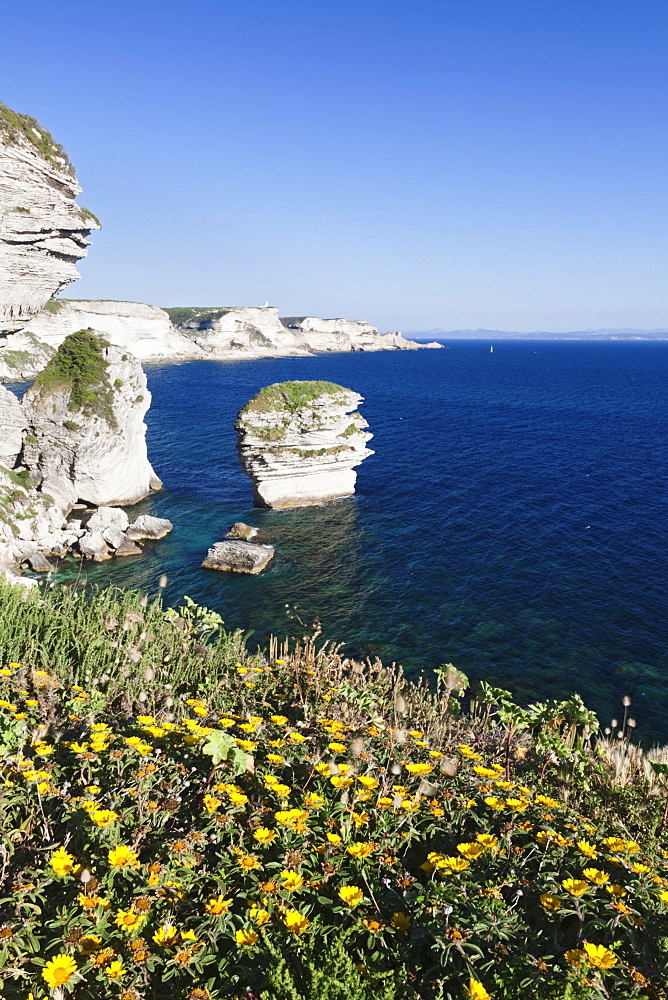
[403,327,668,341]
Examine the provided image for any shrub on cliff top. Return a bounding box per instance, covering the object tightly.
[0,102,73,173]
[32,328,116,426]
[238,381,350,419]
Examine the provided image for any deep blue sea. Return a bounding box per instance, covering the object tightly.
[48,341,668,741]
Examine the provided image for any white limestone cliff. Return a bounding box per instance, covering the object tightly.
[0,104,100,333]
[176,305,311,359]
[236,380,373,508]
[21,330,161,509]
[21,300,207,367]
[282,316,442,352]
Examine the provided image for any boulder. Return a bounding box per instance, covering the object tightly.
[114,535,143,557]
[202,539,275,574]
[236,381,373,508]
[87,506,130,533]
[126,514,173,540]
[225,521,269,543]
[78,530,112,561]
[24,551,55,572]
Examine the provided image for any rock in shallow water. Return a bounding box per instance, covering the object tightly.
[202,539,275,574]
[225,521,269,543]
[126,515,173,540]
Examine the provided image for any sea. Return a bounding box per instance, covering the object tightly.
[36,341,668,742]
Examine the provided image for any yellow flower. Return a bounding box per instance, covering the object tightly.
[253,827,277,844]
[540,894,561,911]
[271,715,288,725]
[237,854,261,871]
[391,911,411,932]
[577,840,598,859]
[405,763,433,775]
[562,878,588,897]
[484,797,506,810]
[203,794,221,814]
[473,766,500,778]
[153,924,179,945]
[275,809,309,832]
[338,885,364,907]
[205,895,232,915]
[282,909,310,934]
[583,942,617,969]
[564,948,586,966]
[49,846,77,877]
[466,980,491,1000]
[327,833,342,846]
[249,906,270,925]
[347,842,376,859]
[105,960,126,980]
[535,795,559,808]
[583,868,609,885]
[329,742,347,752]
[267,753,285,763]
[605,883,627,897]
[90,809,120,828]
[280,869,305,891]
[357,775,379,789]
[437,856,470,872]
[272,783,292,797]
[304,793,325,808]
[632,862,651,874]
[42,954,78,989]
[115,909,146,933]
[602,836,626,852]
[476,834,499,850]
[330,775,353,789]
[108,845,140,869]
[457,842,485,860]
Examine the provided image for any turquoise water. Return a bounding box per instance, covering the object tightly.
[48,341,668,741]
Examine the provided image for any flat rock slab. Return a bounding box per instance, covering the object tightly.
[126,515,173,540]
[202,539,275,574]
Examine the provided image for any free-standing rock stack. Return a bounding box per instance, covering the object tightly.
[236,381,373,508]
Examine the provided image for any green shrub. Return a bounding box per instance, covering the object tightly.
[32,329,116,425]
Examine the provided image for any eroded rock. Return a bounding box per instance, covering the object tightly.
[126,515,173,540]
[236,381,373,508]
[202,539,275,574]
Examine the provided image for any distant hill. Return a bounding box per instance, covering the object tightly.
[402,328,668,341]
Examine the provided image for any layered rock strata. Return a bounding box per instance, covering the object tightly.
[0,103,100,332]
[202,539,275,574]
[4,303,442,379]
[236,381,373,508]
[21,329,161,509]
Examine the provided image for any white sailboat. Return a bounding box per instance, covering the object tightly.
[490,345,494,353]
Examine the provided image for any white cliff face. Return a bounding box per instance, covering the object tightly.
[283,316,442,352]
[0,384,27,467]
[236,381,373,508]
[22,300,206,366]
[177,305,311,358]
[0,330,54,381]
[21,332,161,509]
[0,105,100,332]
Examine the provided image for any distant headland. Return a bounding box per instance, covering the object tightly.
[404,327,668,341]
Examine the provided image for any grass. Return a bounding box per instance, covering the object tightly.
[42,299,63,314]
[164,307,232,327]
[32,329,117,426]
[238,381,350,419]
[0,102,74,174]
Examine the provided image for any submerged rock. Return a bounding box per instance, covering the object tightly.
[21,329,161,509]
[236,381,373,508]
[202,539,275,574]
[225,521,269,543]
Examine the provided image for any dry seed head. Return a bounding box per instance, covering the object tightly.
[622,696,632,707]
[144,667,155,682]
[139,595,148,607]
[628,718,637,728]
[158,574,168,588]
[138,692,147,703]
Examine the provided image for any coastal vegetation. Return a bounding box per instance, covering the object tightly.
[238,381,348,419]
[164,308,232,328]
[0,582,667,999]
[0,102,73,174]
[32,329,116,425]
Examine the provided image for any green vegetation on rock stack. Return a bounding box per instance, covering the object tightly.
[33,328,116,425]
[239,380,348,418]
[0,102,73,174]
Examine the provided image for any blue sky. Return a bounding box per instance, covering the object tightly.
[3,0,668,331]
